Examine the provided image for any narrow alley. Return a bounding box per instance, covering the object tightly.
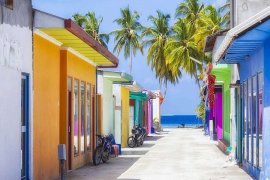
[68,129,251,180]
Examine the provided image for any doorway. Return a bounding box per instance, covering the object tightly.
[214,85,223,140]
[21,74,29,180]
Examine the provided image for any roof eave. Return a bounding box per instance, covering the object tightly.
[214,6,270,62]
[64,19,119,66]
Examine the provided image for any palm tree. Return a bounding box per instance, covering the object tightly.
[165,19,203,88]
[218,0,230,28]
[73,13,86,27]
[142,11,180,97]
[111,7,143,73]
[195,5,227,50]
[175,0,204,25]
[73,12,109,48]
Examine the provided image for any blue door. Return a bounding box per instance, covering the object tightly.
[21,74,29,180]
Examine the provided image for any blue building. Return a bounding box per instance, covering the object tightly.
[214,7,270,180]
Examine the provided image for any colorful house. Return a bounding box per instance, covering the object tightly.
[213,7,270,180]
[123,82,144,133]
[33,10,118,179]
[97,71,132,147]
[129,92,148,129]
[210,65,231,151]
[0,1,32,179]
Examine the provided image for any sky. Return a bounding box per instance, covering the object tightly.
[33,0,225,115]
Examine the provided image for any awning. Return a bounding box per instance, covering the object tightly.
[123,81,143,92]
[214,6,270,63]
[130,92,148,101]
[33,9,118,68]
[99,70,133,83]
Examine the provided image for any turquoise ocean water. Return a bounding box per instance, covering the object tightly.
[161,115,203,128]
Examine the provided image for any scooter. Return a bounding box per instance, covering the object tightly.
[127,125,146,148]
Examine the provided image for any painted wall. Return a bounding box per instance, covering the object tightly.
[153,98,160,122]
[121,87,130,147]
[0,1,32,179]
[262,39,270,180]
[113,84,122,144]
[33,34,60,180]
[235,0,270,25]
[64,50,96,170]
[211,65,231,143]
[98,77,114,135]
[239,46,264,82]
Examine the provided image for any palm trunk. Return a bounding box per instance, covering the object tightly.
[129,43,132,74]
[194,68,201,91]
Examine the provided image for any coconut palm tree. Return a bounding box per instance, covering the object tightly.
[73,12,109,48]
[165,19,200,77]
[111,7,143,73]
[165,19,204,89]
[218,0,230,28]
[73,13,86,27]
[175,0,204,25]
[142,11,180,97]
[195,5,227,50]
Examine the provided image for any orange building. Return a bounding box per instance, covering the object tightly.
[33,10,118,179]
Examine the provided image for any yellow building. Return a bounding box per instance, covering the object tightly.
[33,10,118,179]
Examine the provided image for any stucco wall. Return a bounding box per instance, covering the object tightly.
[0,1,32,179]
[113,85,122,144]
[121,87,130,147]
[262,39,270,180]
[235,0,270,25]
[33,34,60,180]
[152,98,160,122]
[102,79,114,135]
[212,65,231,143]
[65,50,96,170]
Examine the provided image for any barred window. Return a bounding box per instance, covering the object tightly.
[0,0,13,9]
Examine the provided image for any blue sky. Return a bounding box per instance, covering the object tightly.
[33,0,225,115]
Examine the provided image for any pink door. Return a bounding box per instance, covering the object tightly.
[215,90,223,140]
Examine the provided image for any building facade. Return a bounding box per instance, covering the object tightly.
[33,10,118,179]
[0,1,33,179]
[214,6,270,180]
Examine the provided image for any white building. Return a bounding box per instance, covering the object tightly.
[152,90,163,124]
[0,0,33,179]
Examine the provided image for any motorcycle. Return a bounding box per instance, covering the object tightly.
[127,125,147,148]
[93,134,113,165]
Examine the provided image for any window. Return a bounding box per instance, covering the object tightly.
[247,78,252,163]
[258,72,263,168]
[1,0,13,9]
[252,76,257,165]
[74,80,79,156]
[242,72,263,169]
[80,82,85,153]
[243,81,247,160]
[86,84,91,150]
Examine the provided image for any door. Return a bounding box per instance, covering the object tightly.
[21,74,29,180]
[215,86,223,140]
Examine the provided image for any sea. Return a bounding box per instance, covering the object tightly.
[161,115,203,128]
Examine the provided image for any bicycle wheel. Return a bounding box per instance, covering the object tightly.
[127,137,136,148]
[102,149,110,163]
[93,146,102,165]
